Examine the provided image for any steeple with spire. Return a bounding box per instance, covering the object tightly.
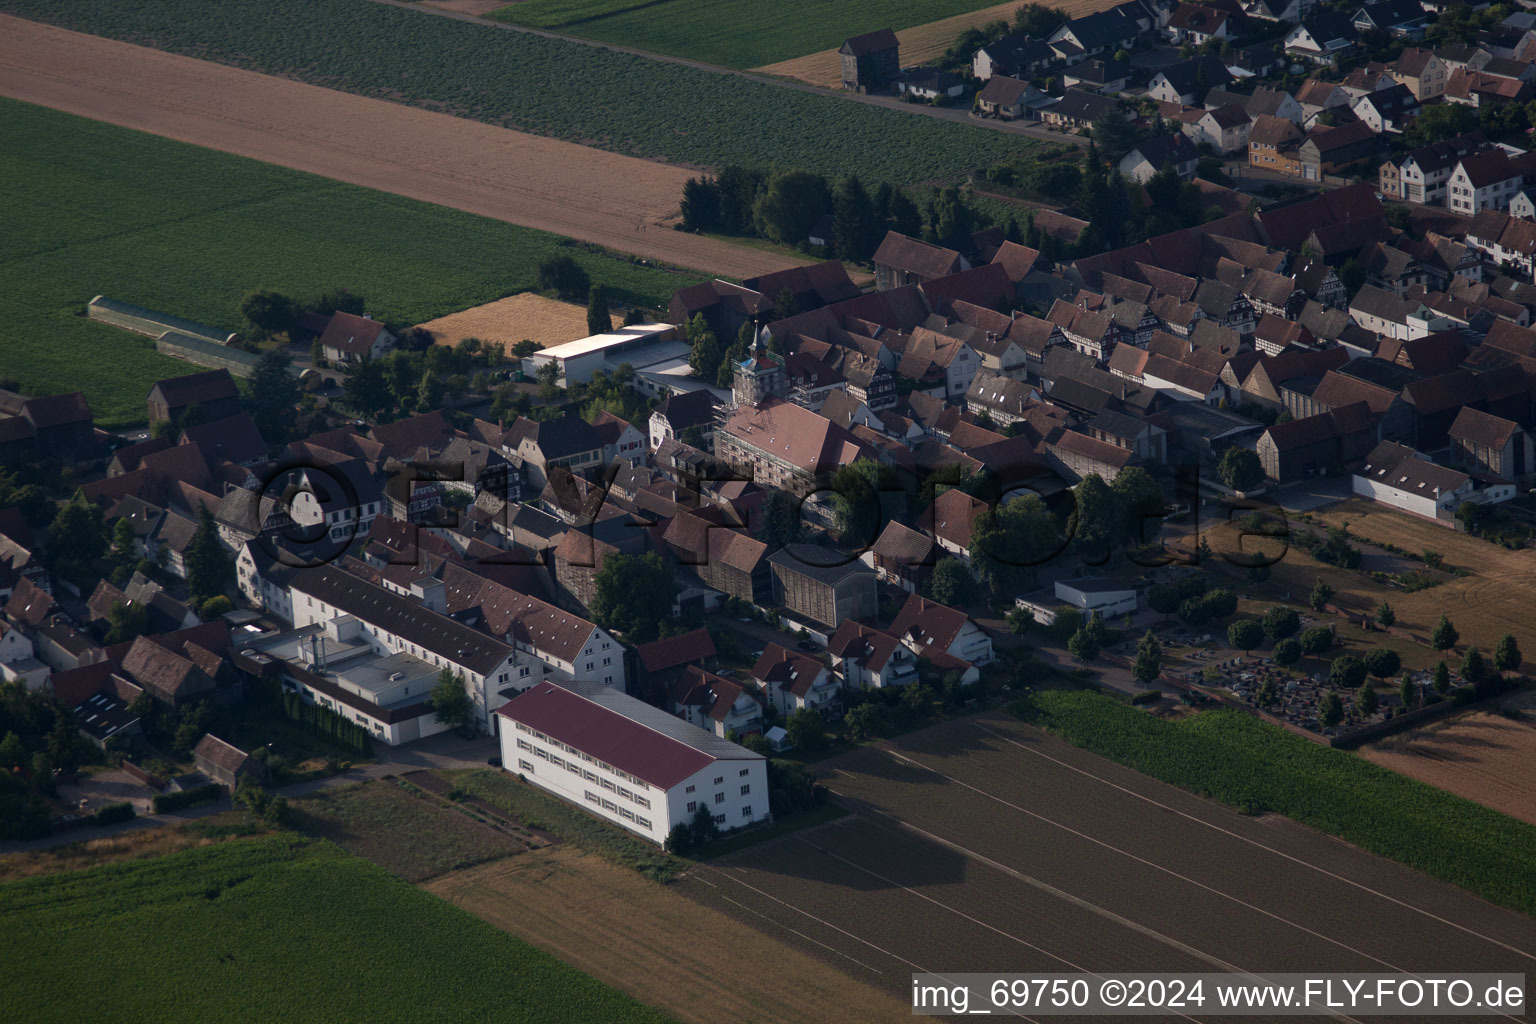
[731,324,785,409]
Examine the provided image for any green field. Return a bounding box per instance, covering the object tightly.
[0,98,701,429]
[0,835,672,1024]
[490,0,1001,69]
[1014,691,1536,916]
[0,0,1022,186]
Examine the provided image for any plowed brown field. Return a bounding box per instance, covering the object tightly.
[755,0,1127,87]
[0,16,807,280]
[1362,704,1536,826]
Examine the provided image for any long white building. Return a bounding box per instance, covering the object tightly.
[497,679,769,846]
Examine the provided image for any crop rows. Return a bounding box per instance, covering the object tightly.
[0,835,673,1023]
[0,99,699,428]
[490,0,1006,69]
[0,0,1023,185]
[1015,690,1536,916]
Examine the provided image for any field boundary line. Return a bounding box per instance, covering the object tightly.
[971,719,1536,962]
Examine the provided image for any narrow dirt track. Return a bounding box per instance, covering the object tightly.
[0,15,807,280]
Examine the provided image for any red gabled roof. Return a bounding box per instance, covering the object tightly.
[497,682,748,789]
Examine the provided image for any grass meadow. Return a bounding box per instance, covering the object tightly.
[0,834,673,1024]
[488,0,1005,69]
[1014,690,1536,916]
[0,98,699,428]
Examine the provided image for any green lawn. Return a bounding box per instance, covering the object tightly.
[0,98,702,429]
[1013,690,1536,916]
[490,0,1003,69]
[0,0,1022,186]
[0,835,673,1024]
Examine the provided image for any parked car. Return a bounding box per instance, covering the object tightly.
[796,639,819,652]
[486,756,502,768]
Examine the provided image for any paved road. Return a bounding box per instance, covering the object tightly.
[685,713,1536,1018]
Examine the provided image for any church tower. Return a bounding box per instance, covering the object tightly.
[731,325,785,409]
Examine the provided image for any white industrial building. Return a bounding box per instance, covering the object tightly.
[520,323,678,387]
[497,679,769,846]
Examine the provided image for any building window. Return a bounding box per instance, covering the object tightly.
[585,791,600,804]
[685,785,695,793]
[742,805,752,817]
[517,738,532,752]
[637,817,651,830]
[740,784,750,795]
[713,776,723,785]
[687,800,696,813]
[714,792,725,804]
[739,768,749,777]
[518,759,534,772]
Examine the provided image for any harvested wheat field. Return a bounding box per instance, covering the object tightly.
[1362,703,1536,826]
[0,17,805,280]
[427,844,909,1024]
[755,0,1125,87]
[419,292,620,350]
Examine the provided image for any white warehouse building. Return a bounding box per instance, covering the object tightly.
[497,679,769,846]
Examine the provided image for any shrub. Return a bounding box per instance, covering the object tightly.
[152,782,224,814]
[91,802,136,825]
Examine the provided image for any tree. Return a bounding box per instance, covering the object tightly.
[1432,660,1450,695]
[1355,680,1378,717]
[1494,633,1521,674]
[1067,624,1101,663]
[1070,474,1122,562]
[1088,104,1137,162]
[534,254,590,301]
[586,284,610,336]
[752,168,831,245]
[830,459,902,547]
[686,314,723,384]
[785,707,826,752]
[832,175,882,263]
[1218,447,1264,491]
[1461,645,1486,685]
[342,357,392,419]
[1375,600,1395,629]
[1131,630,1162,687]
[512,339,540,359]
[591,551,677,643]
[185,505,232,604]
[665,823,695,854]
[887,189,922,238]
[1309,578,1334,612]
[1109,466,1166,543]
[417,369,444,411]
[756,488,803,550]
[239,289,296,339]
[1318,691,1344,730]
[429,669,475,733]
[970,493,1064,593]
[1431,614,1458,651]
[926,186,981,253]
[1399,674,1416,711]
[1227,619,1263,652]
[1330,654,1367,690]
[1364,648,1400,679]
[537,360,563,400]
[928,557,979,608]
[48,497,107,579]
[1007,606,1035,636]
[199,596,233,622]
[1272,637,1301,666]
[690,803,720,844]
[104,601,149,645]
[843,702,886,742]
[1261,606,1300,640]
[310,287,365,317]
[245,349,298,443]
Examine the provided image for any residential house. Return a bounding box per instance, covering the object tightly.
[1379,131,1488,203]
[976,75,1041,119]
[1299,121,1379,180]
[1466,208,1536,279]
[973,34,1055,81]
[648,389,719,452]
[318,312,396,365]
[1062,59,1131,94]
[1148,56,1233,105]
[1445,68,1531,107]
[1166,2,1234,43]
[1188,104,1253,154]
[861,520,936,593]
[1392,47,1448,99]
[890,593,994,669]
[898,67,966,102]
[1296,79,1352,124]
[1285,12,1359,64]
[753,644,840,718]
[826,620,918,690]
[1351,0,1428,38]
[1351,82,1419,132]
[513,413,605,490]
[1446,149,1526,216]
[1353,440,1509,522]
[1038,89,1123,130]
[1248,113,1305,175]
[192,733,263,789]
[670,666,763,739]
[1120,133,1201,183]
